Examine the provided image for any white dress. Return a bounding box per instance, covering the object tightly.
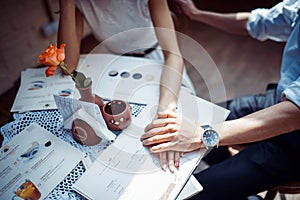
[75,0,157,54]
[75,0,195,92]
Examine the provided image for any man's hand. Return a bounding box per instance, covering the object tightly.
[176,0,199,20]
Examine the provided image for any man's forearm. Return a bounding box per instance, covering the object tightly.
[190,10,250,36]
[216,100,300,146]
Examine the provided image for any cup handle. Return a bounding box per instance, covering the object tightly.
[94,94,104,108]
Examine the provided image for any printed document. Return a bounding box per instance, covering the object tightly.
[73,89,229,200]
[0,123,84,199]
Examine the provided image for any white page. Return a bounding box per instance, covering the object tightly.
[11,67,75,112]
[76,54,165,105]
[73,116,204,200]
[73,54,229,200]
[73,88,229,200]
[54,95,118,141]
[53,94,107,128]
[177,175,203,200]
[0,123,84,200]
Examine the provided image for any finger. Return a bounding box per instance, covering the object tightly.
[150,142,175,153]
[180,152,184,157]
[141,123,178,141]
[168,151,175,173]
[142,132,176,146]
[141,127,170,141]
[160,152,167,171]
[144,118,177,132]
[174,152,181,168]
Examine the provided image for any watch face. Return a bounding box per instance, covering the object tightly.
[202,129,219,147]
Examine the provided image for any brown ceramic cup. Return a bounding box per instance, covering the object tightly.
[101,100,131,131]
[76,83,131,131]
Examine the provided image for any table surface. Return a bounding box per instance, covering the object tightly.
[1,54,228,200]
[1,104,147,200]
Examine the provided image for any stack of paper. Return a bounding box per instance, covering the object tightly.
[0,123,84,199]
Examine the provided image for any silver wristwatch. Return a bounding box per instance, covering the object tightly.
[201,125,219,149]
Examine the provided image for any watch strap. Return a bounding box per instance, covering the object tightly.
[201,125,212,131]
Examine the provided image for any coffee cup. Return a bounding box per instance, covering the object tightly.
[101,100,131,131]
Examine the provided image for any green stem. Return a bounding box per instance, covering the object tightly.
[59,62,79,85]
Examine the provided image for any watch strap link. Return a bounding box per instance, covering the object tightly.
[201,125,211,130]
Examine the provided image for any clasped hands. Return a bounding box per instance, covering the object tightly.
[140,112,203,172]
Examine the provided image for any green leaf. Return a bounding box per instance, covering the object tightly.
[73,71,90,88]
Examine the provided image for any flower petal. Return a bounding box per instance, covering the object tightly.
[45,66,57,77]
[57,43,66,62]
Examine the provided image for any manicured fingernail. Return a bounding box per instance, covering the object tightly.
[170,166,175,173]
[175,161,180,168]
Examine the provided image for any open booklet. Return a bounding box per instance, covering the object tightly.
[0,123,84,200]
[72,88,229,200]
[10,67,75,113]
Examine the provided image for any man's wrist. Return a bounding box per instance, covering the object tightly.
[199,124,220,149]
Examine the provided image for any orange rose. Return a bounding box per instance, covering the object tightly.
[38,44,66,77]
[39,43,81,86]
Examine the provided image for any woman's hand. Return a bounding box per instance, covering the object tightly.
[147,112,183,172]
[158,151,183,172]
[141,112,202,171]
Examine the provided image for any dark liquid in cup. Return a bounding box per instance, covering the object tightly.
[104,101,126,115]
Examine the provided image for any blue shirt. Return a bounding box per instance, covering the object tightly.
[247,0,300,107]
